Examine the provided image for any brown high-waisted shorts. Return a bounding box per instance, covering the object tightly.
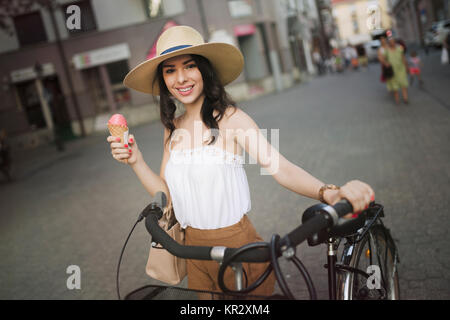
[185,215,275,298]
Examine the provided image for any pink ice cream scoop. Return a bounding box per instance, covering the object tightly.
[108,114,128,127]
[107,114,129,144]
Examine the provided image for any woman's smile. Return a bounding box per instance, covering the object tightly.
[176,85,195,96]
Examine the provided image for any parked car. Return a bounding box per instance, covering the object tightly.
[424,20,450,48]
[364,40,381,62]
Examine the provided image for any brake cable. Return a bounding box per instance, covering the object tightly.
[217,234,317,300]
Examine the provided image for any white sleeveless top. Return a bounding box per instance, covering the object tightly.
[164,140,251,230]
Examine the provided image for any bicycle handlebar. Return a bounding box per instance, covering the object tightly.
[144,199,355,263]
[282,200,353,248]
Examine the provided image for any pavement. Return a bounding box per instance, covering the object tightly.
[0,49,449,300]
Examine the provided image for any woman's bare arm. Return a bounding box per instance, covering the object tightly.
[229,108,374,212]
[229,108,324,200]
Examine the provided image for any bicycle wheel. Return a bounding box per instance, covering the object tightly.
[337,224,400,300]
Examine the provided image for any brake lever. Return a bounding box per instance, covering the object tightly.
[138,202,163,222]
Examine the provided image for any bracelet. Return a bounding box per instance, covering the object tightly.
[319,184,340,204]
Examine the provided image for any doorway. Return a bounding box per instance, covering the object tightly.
[82,67,109,114]
[42,76,75,141]
[237,33,266,81]
[16,80,46,130]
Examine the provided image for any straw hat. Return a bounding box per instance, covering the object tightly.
[123,25,244,95]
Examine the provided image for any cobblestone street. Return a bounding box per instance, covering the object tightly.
[1,50,449,300]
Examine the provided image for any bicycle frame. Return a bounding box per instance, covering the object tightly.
[224,227,375,300]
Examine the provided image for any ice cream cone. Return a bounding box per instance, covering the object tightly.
[108,114,129,164]
[107,124,129,144]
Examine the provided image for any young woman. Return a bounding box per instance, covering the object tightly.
[108,26,375,296]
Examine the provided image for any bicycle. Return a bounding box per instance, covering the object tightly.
[118,193,400,300]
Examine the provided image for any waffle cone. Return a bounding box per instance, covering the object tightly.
[108,124,128,143]
[108,124,129,164]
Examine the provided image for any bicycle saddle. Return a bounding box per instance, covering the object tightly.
[301,203,367,246]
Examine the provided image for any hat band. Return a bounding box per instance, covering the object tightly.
[160,44,193,56]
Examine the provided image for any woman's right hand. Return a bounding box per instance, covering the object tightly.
[107,134,141,165]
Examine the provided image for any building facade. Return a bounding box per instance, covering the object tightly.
[0,0,319,150]
[332,0,393,45]
[388,0,450,48]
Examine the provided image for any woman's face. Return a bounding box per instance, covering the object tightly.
[162,54,204,106]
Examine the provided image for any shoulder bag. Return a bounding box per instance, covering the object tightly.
[382,64,394,80]
[382,49,394,80]
[145,201,187,284]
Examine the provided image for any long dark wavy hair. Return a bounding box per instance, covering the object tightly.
[153,54,237,148]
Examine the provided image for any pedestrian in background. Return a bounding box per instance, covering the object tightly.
[382,37,410,104]
[356,44,368,69]
[333,47,344,72]
[408,51,423,86]
[378,36,389,83]
[442,29,450,65]
[350,46,359,70]
[313,48,324,75]
[344,45,352,70]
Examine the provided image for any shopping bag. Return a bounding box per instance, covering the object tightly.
[441,48,449,65]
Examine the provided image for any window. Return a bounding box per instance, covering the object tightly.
[106,60,129,85]
[228,0,253,18]
[62,0,97,35]
[106,60,131,108]
[13,11,47,47]
[351,10,359,34]
[144,0,164,18]
[143,0,186,19]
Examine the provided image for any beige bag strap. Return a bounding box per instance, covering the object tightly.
[160,200,178,230]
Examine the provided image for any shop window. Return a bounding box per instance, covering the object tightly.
[106,60,131,108]
[62,0,97,35]
[13,11,47,47]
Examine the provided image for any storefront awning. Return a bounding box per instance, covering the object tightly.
[234,24,256,37]
[72,43,130,70]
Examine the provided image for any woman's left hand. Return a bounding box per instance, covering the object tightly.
[323,180,375,218]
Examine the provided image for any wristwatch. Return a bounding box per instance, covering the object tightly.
[319,184,340,204]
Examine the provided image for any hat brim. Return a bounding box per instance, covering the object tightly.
[123,42,244,95]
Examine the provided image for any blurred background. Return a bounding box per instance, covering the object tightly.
[0,0,449,300]
[0,0,448,148]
